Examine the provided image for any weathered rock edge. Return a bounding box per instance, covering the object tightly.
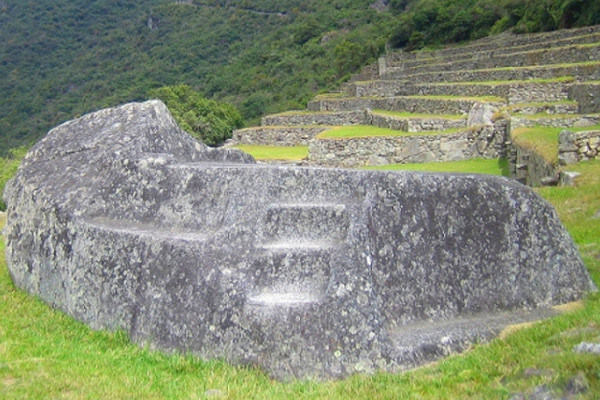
[3,100,596,380]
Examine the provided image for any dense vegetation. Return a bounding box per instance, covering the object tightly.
[389,0,600,49]
[0,0,598,155]
[0,0,390,153]
[150,84,243,145]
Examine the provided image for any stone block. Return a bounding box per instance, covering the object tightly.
[3,101,595,380]
[558,151,579,166]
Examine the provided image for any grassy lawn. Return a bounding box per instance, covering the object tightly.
[512,124,600,165]
[362,158,509,176]
[233,145,308,161]
[1,159,600,399]
[316,125,467,139]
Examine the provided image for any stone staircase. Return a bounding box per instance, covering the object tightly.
[247,201,349,308]
[231,25,600,179]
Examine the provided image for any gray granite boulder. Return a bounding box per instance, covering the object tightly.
[3,100,596,380]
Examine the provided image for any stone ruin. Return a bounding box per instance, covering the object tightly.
[3,100,596,380]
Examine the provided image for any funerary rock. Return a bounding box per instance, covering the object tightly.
[3,100,595,380]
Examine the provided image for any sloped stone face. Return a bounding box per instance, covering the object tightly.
[3,101,596,380]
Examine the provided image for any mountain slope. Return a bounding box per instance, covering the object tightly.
[0,0,389,153]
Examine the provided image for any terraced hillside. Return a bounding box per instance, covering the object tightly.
[231,25,600,185]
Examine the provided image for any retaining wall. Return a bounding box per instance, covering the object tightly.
[510,115,600,129]
[232,126,328,146]
[349,81,571,104]
[261,110,367,126]
[368,113,466,132]
[569,83,600,113]
[386,45,600,77]
[507,142,559,187]
[309,122,508,168]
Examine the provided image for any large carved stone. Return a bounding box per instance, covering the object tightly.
[3,100,596,380]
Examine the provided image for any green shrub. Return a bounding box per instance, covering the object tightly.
[149,85,243,146]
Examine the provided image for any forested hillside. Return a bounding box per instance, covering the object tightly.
[1,0,598,154]
[0,0,390,153]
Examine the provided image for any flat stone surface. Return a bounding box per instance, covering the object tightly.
[3,100,596,380]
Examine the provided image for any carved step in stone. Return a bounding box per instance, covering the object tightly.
[247,290,323,308]
[250,247,331,292]
[389,308,559,368]
[261,202,349,244]
[81,218,209,242]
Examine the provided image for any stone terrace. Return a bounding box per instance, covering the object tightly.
[231,25,600,178]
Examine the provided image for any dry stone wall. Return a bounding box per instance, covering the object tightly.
[569,83,600,113]
[232,126,328,146]
[507,83,572,104]
[559,129,600,165]
[386,45,600,76]
[382,26,600,66]
[368,113,466,132]
[508,142,559,187]
[510,115,600,130]
[309,123,508,168]
[261,110,367,126]
[382,64,600,83]
[348,81,571,105]
[308,97,494,115]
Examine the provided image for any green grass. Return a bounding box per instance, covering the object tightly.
[2,160,600,399]
[362,158,510,176]
[371,110,465,120]
[316,125,467,139]
[512,124,600,164]
[233,145,309,160]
